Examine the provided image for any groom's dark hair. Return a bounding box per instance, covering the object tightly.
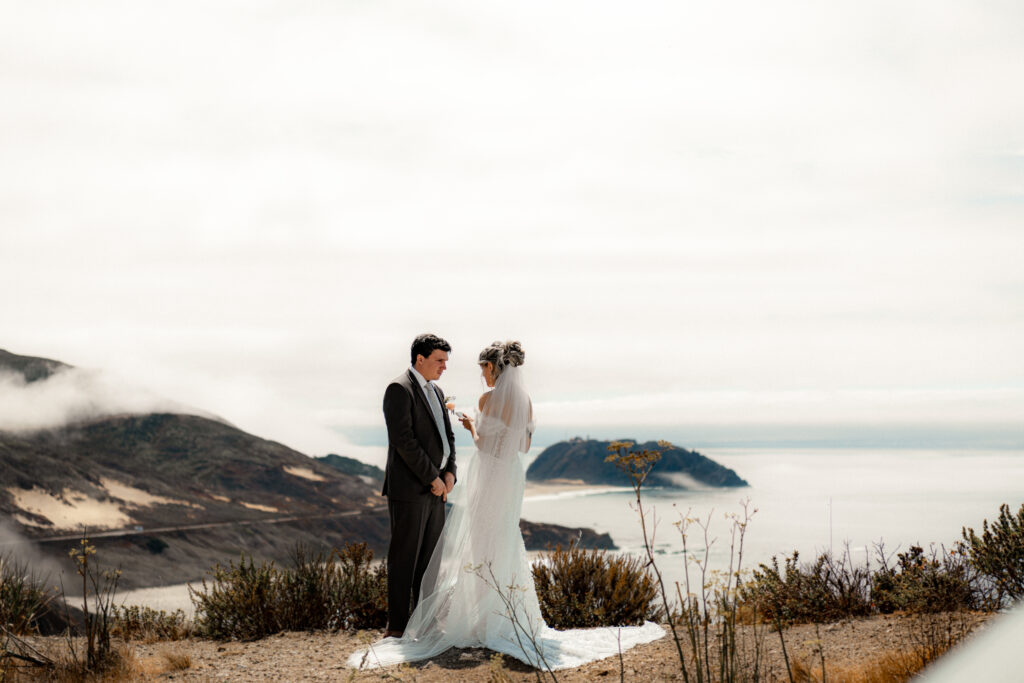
[411,333,451,364]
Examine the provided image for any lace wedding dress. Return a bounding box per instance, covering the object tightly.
[347,366,663,671]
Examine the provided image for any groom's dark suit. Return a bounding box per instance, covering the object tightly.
[382,369,457,632]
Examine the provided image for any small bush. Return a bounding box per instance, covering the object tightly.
[871,545,975,614]
[0,554,56,636]
[190,542,387,640]
[740,550,873,625]
[961,502,1024,606]
[329,541,389,631]
[191,554,280,640]
[532,541,662,629]
[111,605,193,642]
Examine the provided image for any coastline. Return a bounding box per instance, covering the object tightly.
[522,479,625,501]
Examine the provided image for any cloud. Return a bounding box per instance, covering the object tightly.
[0,367,210,432]
[0,0,1021,454]
[535,388,1024,428]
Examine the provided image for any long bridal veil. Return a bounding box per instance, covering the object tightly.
[348,366,663,671]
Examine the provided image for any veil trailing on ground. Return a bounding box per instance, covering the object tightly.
[348,365,662,671]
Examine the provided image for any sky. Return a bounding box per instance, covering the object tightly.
[1,0,1022,465]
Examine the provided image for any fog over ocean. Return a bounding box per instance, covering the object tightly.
[521,447,1024,592]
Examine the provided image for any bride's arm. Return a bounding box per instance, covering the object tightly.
[458,393,490,446]
[523,398,533,451]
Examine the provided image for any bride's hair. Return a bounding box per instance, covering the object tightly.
[478,340,525,378]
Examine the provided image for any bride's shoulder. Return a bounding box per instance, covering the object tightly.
[478,392,491,410]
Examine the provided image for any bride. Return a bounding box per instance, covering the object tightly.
[348,341,663,671]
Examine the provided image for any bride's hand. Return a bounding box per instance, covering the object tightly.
[459,414,474,431]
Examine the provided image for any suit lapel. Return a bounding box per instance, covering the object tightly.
[407,369,442,447]
[407,369,431,412]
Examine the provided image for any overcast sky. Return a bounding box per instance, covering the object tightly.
[2,0,1022,464]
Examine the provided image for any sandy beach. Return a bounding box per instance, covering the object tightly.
[522,479,624,500]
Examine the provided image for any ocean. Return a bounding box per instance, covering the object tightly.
[117,447,1024,615]
[521,447,1024,592]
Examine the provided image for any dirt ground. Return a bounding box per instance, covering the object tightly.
[22,611,984,682]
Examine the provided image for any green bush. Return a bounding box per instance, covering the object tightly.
[871,545,975,614]
[190,542,387,640]
[532,541,662,629]
[329,541,389,631]
[0,553,55,636]
[961,502,1024,606]
[740,550,872,625]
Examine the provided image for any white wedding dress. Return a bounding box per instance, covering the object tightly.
[347,366,663,671]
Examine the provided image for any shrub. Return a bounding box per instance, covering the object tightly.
[961,502,1024,606]
[532,540,662,629]
[190,542,387,640]
[111,605,193,641]
[0,553,55,636]
[67,538,124,673]
[739,549,872,625]
[191,554,281,640]
[329,541,388,631]
[871,545,975,614]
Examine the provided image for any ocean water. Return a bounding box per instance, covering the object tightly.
[119,448,1024,614]
[521,447,1024,591]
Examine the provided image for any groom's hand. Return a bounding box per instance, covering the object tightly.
[429,477,446,497]
[443,472,455,493]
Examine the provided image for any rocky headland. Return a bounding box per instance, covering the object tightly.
[527,437,748,488]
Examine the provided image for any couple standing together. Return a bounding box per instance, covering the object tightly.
[348,334,662,671]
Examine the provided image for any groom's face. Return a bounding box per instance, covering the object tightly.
[417,349,449,382]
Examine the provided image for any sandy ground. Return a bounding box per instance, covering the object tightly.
[8,478,201,531]
[43,612,986,682]
[101,478,196,508]
[8,485,132,530]
[282,466,328,482]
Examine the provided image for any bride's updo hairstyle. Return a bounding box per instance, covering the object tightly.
[478,340,525,379]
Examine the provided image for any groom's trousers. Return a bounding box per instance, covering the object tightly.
[386,494,446,632]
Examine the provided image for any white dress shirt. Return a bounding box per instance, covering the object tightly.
[410,365,450,469]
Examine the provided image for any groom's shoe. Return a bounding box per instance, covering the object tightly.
[383,630,403,639]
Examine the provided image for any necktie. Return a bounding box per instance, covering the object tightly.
[425,381,450,467]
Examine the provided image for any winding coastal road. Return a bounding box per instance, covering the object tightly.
[2,504,389,546]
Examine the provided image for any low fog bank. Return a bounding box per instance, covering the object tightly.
[0,518,70,588]
[0,367,218,432]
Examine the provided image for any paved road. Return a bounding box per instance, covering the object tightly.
[2,505,389,546]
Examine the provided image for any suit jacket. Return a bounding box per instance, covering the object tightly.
[382,369,457,502]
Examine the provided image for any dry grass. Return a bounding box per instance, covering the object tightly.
[161,649,193,671]
[17,642,142,683]
[124,646,193,678]
[111,605,193,643]
[487,653,515,683]
[791,633,961,683]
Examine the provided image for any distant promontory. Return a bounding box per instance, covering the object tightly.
[527,438,748,488]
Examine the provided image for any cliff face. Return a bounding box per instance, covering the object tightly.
[527,438,748,488]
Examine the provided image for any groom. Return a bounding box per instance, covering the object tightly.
[381,333,457,638]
